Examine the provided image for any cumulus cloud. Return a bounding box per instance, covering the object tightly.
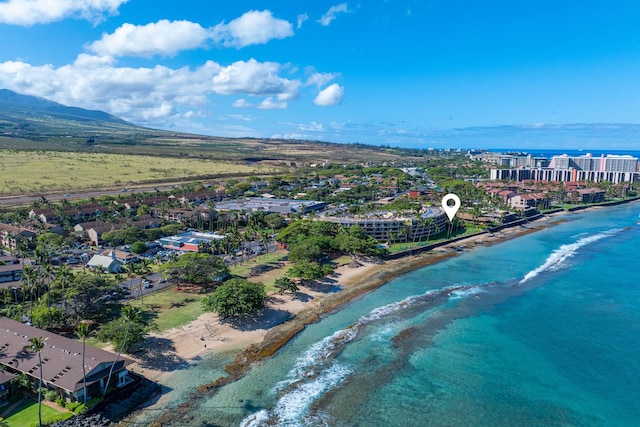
[233,98,253,108]
[257,97,287,109]
[88,20,209,57]
[212,10,293,48]
[297,13,308,29]
[313,83,344,106]
[306,72,339,88]
[212,58,299,99]
[318,3,349,26]
[0,54,309,126]
[0,0,127,26]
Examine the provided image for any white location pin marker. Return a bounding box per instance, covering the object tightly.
[441,193,461,221]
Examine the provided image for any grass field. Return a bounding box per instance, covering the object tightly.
[0,149,279,194]
[128,288,206,332]
[2,398,64,427]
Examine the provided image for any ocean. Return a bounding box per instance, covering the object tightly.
[139,201,640,426]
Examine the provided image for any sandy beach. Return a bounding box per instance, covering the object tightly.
[129,214,563,386]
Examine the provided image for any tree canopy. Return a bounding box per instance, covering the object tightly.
[162,252,229,288]
[201,278,266,318]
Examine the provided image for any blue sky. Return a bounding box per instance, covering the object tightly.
[0,1,638,149]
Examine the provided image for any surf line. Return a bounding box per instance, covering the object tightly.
[520,228,622,284]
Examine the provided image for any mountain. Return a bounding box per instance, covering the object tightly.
[0,88,130,125]
[0,88,402,163]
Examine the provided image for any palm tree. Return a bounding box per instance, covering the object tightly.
[21,265,38,312]
[76,322,91,405]
[55,265,73,313]
[23,336,46,427]
[103,305,144,395]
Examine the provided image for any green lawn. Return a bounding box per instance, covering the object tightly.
[229,252,289,291]
[388,226,485,253]
[2,398,63,427]
[128,287,206,332]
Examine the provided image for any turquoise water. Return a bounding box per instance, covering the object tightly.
[148,202,640,426]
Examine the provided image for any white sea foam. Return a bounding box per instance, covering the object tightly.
[449,286,485,299]
[272,361,351,426]
[240,409,270,427]
[520,228,620,284]
[262,285,475,424]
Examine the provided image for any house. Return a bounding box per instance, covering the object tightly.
[0,317,133,402]
[0,369,16,405]
[0,223,36,251]
[86,253,123,273]
[510,193,550,210]
[0,256,25,289]
[85,225,115,247]
[574,188,606,204]
[100,250,139,264]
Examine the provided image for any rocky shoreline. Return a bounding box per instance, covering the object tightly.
[141,215,561,427]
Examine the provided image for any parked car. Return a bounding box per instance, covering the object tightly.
[143,281,153,288]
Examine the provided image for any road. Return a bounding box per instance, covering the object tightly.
[119,271,171,299]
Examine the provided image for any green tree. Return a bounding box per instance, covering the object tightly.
[161,252,229,288]
[66,273,118,320]
[29,304,64,329]
[286,262,333,285]
[287,240,323,263]
[201,278,266,318]
[274,277,299,294]
[130,241,147,255]
[99,305,150,395]
[23,336,46,427]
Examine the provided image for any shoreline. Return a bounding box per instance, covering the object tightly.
[130,203,623,426]
[131,199,637,426]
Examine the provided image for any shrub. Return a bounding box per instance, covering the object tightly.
[44,389,57,402]
[55,397,64,407]
[86,396,103,409]
[73,403,87,414]
[40,411,74,426]
[65,401,82,412]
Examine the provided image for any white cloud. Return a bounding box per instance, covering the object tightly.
[318,3,349,26]
[314,83,344,106]
[306,72,338,88]
[233,97,287,110]
[212,58,300,99]
[257,97,287,110]
[233,98,253,108]
[225,114,256,122]
[298,121,324,131]
[212,10,293,48]
[0,0,127,26]
[297,13,308,29]
[88,20,209,57]
[0,54,308,127]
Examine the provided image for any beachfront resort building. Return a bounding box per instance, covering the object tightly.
[0,317,133,403]
[490,154,639,184]
[323,208,448,242]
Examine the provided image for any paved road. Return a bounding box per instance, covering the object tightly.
[0,184,177,207]
[119,271,171,299]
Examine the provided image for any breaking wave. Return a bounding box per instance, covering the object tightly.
[242,284,474,426]
[520,228,620,283]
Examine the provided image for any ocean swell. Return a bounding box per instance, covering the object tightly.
[520,228,621,284]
